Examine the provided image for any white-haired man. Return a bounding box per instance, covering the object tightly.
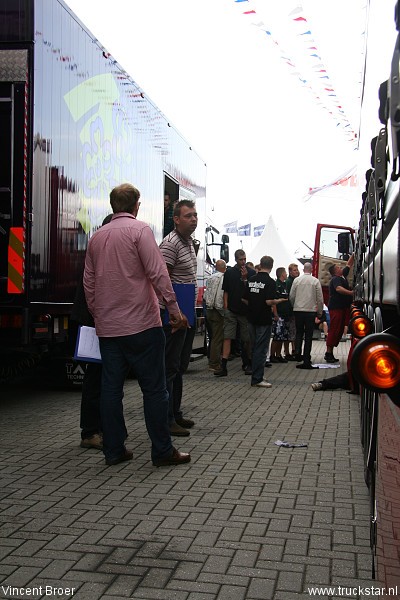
[289,262,324,369]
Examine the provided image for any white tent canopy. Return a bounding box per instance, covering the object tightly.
[246,216,294,272]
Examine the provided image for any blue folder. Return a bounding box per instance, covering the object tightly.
[163,283,196,327]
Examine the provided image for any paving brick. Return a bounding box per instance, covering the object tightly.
[202,555,232,574]
[0,566,43,586]
[304,564,331,585]
[247,577,275,599]
[173,561,203,581]
[216,585,247,600]
[132,588,189,599]
[104,575,141,597]
[276,569,304,592]
[41,535,77,551]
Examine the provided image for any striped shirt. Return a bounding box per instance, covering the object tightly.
[159,229,198,304]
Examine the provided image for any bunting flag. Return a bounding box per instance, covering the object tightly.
[224,220,238,233]
[253,224,265,237]
[238,223,251,236]
[233,1,367,148]
[304,165,358,201]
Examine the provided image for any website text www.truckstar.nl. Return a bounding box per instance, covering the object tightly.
[307,585,398,596]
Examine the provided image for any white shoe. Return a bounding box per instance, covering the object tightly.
[311,382,323,391]
[252,380,272,388]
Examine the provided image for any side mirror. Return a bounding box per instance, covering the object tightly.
[222,234,229,244]
[220,244,229,263]
[338,232,350,255]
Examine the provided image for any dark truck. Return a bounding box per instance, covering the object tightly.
[0,0,207,384]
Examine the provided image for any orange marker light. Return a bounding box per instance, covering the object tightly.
[363,345,399,388]
[348,315,373,338]
[351,334,400,391]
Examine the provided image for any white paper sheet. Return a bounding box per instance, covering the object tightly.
[74,325,102,362]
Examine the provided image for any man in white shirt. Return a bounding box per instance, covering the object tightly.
[204,259,227,371]
[289,262,324,369]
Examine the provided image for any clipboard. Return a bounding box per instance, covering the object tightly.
[163,283,196,326]
[74,325,102,363]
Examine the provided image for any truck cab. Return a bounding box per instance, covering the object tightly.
[312,223,355,305]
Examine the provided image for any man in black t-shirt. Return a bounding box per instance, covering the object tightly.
[243,255,288,388]
[325,254,354,363]
[214,249,255,377]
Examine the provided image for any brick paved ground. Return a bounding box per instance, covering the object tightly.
[0,339,379,599]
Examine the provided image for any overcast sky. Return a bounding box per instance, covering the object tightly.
[65,0,395,259]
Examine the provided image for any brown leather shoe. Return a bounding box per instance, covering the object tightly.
[80,433,103,450]
[176,417,194,428]
[169,422,190,436]
[153,447,191,467]
[105,447,133,466]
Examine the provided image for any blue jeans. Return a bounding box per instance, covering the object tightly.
[99,327,173,463]
[248,323,272,385]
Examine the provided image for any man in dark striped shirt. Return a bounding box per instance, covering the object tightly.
[160,200,198,437]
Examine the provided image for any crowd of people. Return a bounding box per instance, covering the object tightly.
[75,183,354,466]
[204,250,353,383]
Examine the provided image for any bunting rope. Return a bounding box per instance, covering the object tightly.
[234,0,367,148]
[304,165,358,201]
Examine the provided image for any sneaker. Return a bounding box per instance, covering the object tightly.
[324,352,339,363]
[311,382,323,391]
[251,380,272,388]
[265,361,272,368]
[80,433,103,450]
[169,422,190,437]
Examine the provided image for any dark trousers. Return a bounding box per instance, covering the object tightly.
[172,326,196,420]
[80,362,102,439]
[294,311,316,365]
[99,327,172,463]
[164,323,195,423]
[321,372,350,390]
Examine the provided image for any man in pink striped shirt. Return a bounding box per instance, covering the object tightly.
[84,183,191,467]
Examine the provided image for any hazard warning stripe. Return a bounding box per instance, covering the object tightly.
[7,70,29,295]
[8,227,24,294]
